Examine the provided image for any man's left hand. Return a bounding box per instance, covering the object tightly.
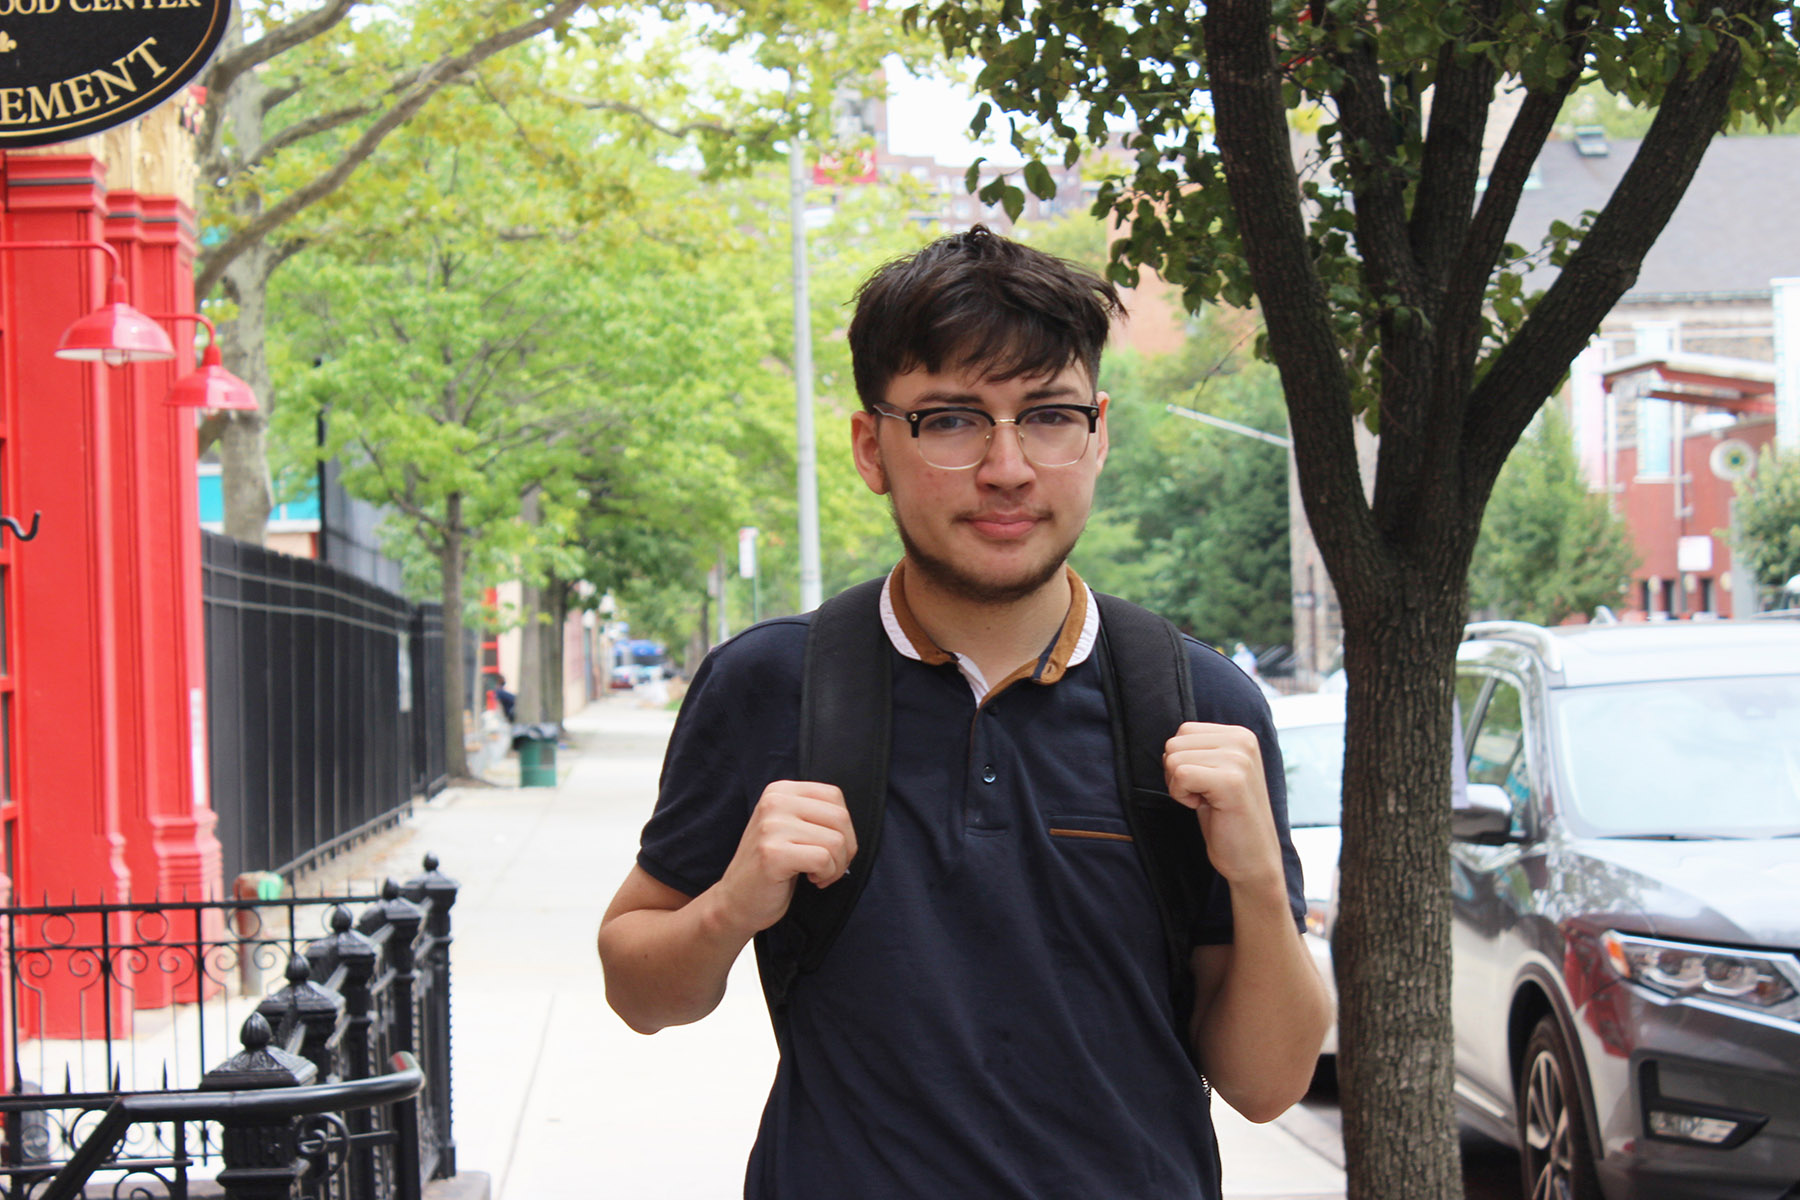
[1162,722,1283,889]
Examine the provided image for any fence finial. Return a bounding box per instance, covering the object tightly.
[201,1013,317,1090]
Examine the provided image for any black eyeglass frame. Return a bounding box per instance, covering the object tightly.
[872,402,1101,438]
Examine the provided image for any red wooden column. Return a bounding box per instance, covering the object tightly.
[136,195,220,905]
[3,153,134,909]
[105,192,223,1009]
[2,152,137,1036]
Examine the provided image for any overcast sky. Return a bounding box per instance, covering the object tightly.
[882,61,1024,166]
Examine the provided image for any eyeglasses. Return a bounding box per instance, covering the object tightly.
[873,402,1101,470]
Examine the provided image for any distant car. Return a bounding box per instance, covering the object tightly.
[1449,619,1800,1200]
[1269,691,1345,1057]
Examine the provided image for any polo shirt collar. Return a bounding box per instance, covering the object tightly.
[878,561,1098,704]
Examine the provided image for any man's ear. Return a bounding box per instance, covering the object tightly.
[1094,391,1111,468]
[851,410,889,495]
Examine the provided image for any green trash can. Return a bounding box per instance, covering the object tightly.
[513,725,559,787]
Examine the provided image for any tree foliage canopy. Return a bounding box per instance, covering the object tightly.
[1079,321,1294,652]
[1734,445,1800,598]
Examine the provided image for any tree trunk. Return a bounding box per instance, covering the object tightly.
[519,575,544,724]
[439,498,469,780]
[1331,556,1473,1200]
[542,578,567,726]
[213,71,276,544]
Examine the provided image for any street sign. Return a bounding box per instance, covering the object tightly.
[0,0,231,148]
[738,526,758,580]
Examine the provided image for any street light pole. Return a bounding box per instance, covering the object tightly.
[790,139,824,612]
[1164,403,1294,448]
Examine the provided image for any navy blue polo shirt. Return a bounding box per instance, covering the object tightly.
[637,568,1304,1200]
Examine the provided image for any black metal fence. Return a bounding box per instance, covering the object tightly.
[203,535,448,884]
[0,856,458,1199]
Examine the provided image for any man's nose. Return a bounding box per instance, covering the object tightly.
[975,421,1035,486]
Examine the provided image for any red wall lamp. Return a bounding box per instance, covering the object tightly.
[151,312,258,412]
[0,239,176,365]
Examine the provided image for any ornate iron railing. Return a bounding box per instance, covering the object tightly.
[0,856,457,1199]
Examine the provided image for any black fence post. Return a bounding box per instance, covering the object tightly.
[304,906,379,1077]
[255,955,344,1084]
[360,880,427,1190]
[200,1013,317,1200]
[305,906,382,1199]
[403,854,458,1178]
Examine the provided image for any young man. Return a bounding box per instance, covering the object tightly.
[597,226,1331,1198]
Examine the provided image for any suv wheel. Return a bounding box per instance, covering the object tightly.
[1519,1016,1601,1200]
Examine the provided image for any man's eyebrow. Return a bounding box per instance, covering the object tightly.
[908,383,1088,408]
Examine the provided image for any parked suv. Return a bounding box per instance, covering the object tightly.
[1449,619,1800,1200]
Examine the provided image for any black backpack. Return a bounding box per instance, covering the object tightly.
[756,577,1217,1046]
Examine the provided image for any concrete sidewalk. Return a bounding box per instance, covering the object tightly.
[302,696,1346,1200]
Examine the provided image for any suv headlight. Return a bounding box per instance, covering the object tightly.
[1603,932,1800,1019]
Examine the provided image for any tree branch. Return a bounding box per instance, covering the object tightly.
[260,83,305,116]
[1331,35,1419,307]
[1442,16,1596,390]
[560,94,749,141]
[1463,0,1766,486]
[1202,2,1376,586]
[196,0,586,298]
[249,101,381,167]
[1408,1,1503,292]
[197,411,230,456]
[356,432,443,533]
[205,0,361,110]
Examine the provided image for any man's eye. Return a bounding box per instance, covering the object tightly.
[1020,406,1084,429]
[917,411,986,435]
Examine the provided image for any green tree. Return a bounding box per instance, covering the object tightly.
[1734,445,1800,604]
[273,77,782,777]
[917,3,1800,1195]
[1078,323,1293,652]
[197,0,594,542]
[559,169,925,653]
[1469,405,1637,623]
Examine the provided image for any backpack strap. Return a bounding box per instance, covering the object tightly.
[759,576,891,1013]
[1092,593,1209,1040]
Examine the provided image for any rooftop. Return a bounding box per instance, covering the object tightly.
[1507,134,1800,300]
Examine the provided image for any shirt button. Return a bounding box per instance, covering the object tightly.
[981,765,997,784]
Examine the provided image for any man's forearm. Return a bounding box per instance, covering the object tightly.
[598,887,755,1034]
[1190,880,1334,1122]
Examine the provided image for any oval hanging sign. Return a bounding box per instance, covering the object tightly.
[0,0,230,148]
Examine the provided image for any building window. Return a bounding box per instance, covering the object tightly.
[1637,397,1673,477]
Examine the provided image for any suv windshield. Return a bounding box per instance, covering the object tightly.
[1552,674,1800,837]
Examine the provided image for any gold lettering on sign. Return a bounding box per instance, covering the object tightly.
[0,38,168,124]
[28,83,68,120]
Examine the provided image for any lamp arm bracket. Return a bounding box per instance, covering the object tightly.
[0,512,41,542]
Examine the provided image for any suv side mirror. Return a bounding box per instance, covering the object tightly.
[1453,782,1516,843]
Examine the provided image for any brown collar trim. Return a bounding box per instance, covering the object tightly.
[886,561,956,666]
[886,562,1090,700]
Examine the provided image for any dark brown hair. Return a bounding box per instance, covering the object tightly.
[847,225,1124,411]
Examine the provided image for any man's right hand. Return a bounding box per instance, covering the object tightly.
[597,780,856,1034]
[715,781,858,937]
